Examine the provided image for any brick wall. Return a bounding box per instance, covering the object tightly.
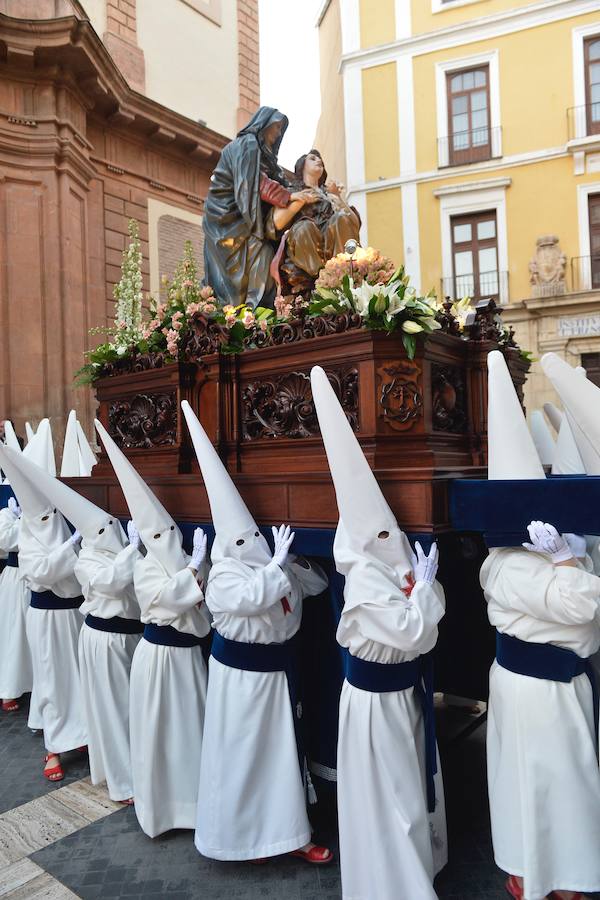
[158,215,205,296]
[104,0,145,92]
[237,0,260,131]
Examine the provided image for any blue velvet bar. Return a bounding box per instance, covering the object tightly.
[449,475,600,546]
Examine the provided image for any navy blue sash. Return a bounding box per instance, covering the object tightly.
[496,631,599,759]
[85,613,144,635]
[211,631,306,784]
[30,590,82,610]
[143,623,203,648]
[5,552,18,568]
[345,651,438,814]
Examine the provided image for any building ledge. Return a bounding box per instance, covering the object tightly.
[432,176,511,197]
[566,134,600,155]
[505,289,600,319]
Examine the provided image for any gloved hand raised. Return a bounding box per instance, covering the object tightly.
[563,533,587,560]
[272,524,295,569]
[411,541,439,585]
[189,527,207,572]
[127,520,140,550]
[69,529,82,546]
[7,498,21,519]
[523,521,573,563]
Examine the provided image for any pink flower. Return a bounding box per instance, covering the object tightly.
[203,302,216,314]
[242,310,255,329]
[186,302,201,317]
[116,320,127,331]
[225,314,237,327]
[223,304,236,317]
[200,285,214,300]
[156,303,166,319]
[172,311,183,321]
[172,319,183,331]
[141,328,152,340]
[259,319,268,332]
[182,279,194,289]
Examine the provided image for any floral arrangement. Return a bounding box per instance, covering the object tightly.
[310,249,441,359]
[76,224,505,385]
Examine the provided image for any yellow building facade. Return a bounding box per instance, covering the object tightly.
[315,0,600,414]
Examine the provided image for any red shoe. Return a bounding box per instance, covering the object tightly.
[2,699,19,712]
[76,746,87,754]
[118,798,134,806]
[290,845,333,865]
[43,753,64,782]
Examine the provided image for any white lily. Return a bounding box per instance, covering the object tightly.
[350,281,379,316]
[419,316,442,331]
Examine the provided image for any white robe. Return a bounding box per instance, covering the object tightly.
[21,537,87,752]
[130,554,210,837]
[336,578,447,900]
[75,544,141,801]
[481,548,600,900]
[195,557,328,861]
[0,510,32,699]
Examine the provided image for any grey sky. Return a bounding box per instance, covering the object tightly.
[258,0,323,170]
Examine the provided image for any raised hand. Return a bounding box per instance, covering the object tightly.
[272,524,295,569]
[522,521,573,563]
[189,527,207,572]
[127,520,140,550]
[410,541,439,585]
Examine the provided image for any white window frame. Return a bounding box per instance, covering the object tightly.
[438,182,509,305]
[432,0,488,12]
[435,50,502,168]
[577,181,600,289]
[571,22,600,140]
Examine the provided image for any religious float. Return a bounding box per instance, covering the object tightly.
[46,116,536,782]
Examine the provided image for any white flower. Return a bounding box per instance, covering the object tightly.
[351,281,379,316]
[419,316,442,331]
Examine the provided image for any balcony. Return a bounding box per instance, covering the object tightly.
[437,126,502,168]
[570,256,600,292]
[567,103,600,141]
[440,270,509,305]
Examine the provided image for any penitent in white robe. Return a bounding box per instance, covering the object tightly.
[336,577,447,900]
[195,557,328,860]
[481,548,600,900]
[130,553,210,837]
[20,530,87,753]
[0,510,32,700]
[75,544,141,801]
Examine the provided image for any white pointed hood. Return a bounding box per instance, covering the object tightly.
[551,416,585,475]
[76,421,97,476]
[2,445,125,554]
[0,443,73,581]
[25,422,34,444]
[541,352,600,475]
[487,351,545,480]
[310,365,414,608]
[22,418,56,475]
[61,411,80,477]
[543,402,563,434]
[530,410,555,466]
[95,419,186,574]
[181,401,271,568]
[3,421,21,453]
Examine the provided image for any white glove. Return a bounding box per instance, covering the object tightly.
[410,541,439,584]
[189,527,207,571]
[272,524,295,569]
[523,521,573,563]
[127,520,140,550]
[7,498,21,519]
[563,533,587,560]
[69,529,82,546]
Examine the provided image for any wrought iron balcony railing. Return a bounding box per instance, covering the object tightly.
[567,104,600,141]
[437,126,502,168]
[440,270,509,305]
[570,256,600,292]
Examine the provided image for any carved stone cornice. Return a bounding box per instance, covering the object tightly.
[0,13,228,163]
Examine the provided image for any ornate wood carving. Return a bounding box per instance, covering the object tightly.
[432,364,467,433]
[377,360,423,431]
[242,368,359,440]
[108,392,177,449]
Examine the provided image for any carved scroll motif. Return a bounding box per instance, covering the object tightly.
[377,360,423,431]
[108,392,177,448]
[242,368,359,440]
[432,364,467,433]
